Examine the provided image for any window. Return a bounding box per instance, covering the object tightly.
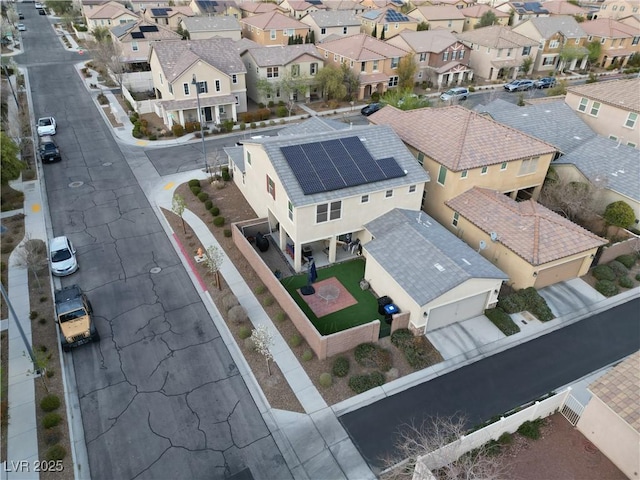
[132,41,138,51]
[384,24,389,32]
[452,212,459,227]
[391,57,399,69]
[395,23,399,29]
[500,162,507,171]
[197,81,208,94]
[590,101,600,116]
[284,28,294,36]
[234,95,239,105]
[334,54,339,61]
[408,185,416,193]
[419,52,426,62]
[373,60,379,71]
[633,36,640,46]
[626,112,638,128]
[232,74,237,84]
[361,194,369,203]
[577,97,588,112]
[168,84,173,94]
[388,76,399,87]
[276,88,281,98]
[600,37,606,44]
[350,60,354,67]
[321,27,326,34]
[288,201,293,220]
[575,38,580,44]
[481,166,488,175]
[316,203,328,223]
[267,67,279,78]
[443,51,449,61]
[270,29,276,40]
[437,165,446,185]
[324,51,328,58]
[329,201,341,220]
[310,63,317,75]
[361,61,366,72]
[291,64,300,77]
[460,170,468,178]
[417,152,424,165]
[627,141,637,148]
[522,46,531,55]
[418,71,423,78]
[542,56,555,66]
[219,105,225,115]
[215,79,221,92]
[507,48,512,57]
[609,135,618,141]
[183,83,189,95]
[247,151,251,165]
[316,201,341,222]
[385,189,393,198]
[447,20,452,27]
[459,49,464,59]
[587,35,593,41]
[549,39,559,49]
[266,175,276,199]
[343,26,348,34]
[496,49,502,58]
[518,157,538,176]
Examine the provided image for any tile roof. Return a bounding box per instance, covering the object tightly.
[241,10,309,29]
[150,38,246,82]
[567,78,640,114]
[181,15,241,32]
[460,4,510,18]
[580,17,639,37]
[523,15,587,38]
[111,19,181,41]
[322,0,361,10]
[365,209,507,305]
[233,37,261,54]
[589,351,640,432]
[318,33,410,60]
[412,5,466,20]
[288,0,318,11]
[278,116,353,135]
[244,44,323,66]
[361,6,416,22]
[509,1,549,15]
[446,187,607,265]
[475,99,597,154]
[87,1,137,19]
[390,29,461,53]
[238,1,280,13]
[148,5,194,18]
[241,125,430,207]
[306,9,361,26]
[542,1,588,15]
[456,25,539,48]
[555,136,640,202]
[369,105,556,171]
[194,0,239,15]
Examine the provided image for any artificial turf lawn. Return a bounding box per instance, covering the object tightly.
[280,258,390,337]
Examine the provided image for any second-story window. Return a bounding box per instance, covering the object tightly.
[343,26,347,34]
[288,201,293,220]
[232,74,237,84]
[625,112,638,129]
[132,41,138,51]
[321,27,326,34]
[361,61,366,72]
[292,64,300,77]
[267,67,279,78]
[578,97,588,112]
[518,157,538,176]
[270,29,276,40]
[590,101,600,117]
[443,51,449,61]
[419,52,426,62]
[197,81,208,94]
[310,63,317,75]
[391,57,399,68]
[215,80,221,92]
[522,46,531,55]
[266,175,275,200]
[373,60,379,71]
[549,39,560,49]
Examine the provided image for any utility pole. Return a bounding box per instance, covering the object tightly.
[0,283,37,369]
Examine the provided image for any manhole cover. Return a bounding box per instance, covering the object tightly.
[69,181,84,188]
[150,267,162,274]
[102,162,113,166]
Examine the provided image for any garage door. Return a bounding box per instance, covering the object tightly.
[534,257,584,288]
[426,292,490,332]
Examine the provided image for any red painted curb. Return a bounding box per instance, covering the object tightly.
[173,232,207,292]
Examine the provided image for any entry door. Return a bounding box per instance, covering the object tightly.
[203,106,213,122]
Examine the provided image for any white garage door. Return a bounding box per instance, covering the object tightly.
[426,292,490,332]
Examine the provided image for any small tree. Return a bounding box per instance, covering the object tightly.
[558,45,584,72]
[172,194,186,233]
[15,235,48,290]
[539,170,603,225]
[315,65,346,100]
[520,56,534,75]
[255,77,275,104]
[586,40,601,67]
[91,26,110,43]
[397,54,417,91]
[250,325,274,375]
[0,132,24,185]
[478,11,498,28]
[603,201,636,229]
[417,22,429,31]
[203,245,224,289]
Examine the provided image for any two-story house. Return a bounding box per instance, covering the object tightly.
[84,1,139,31]
[300,10,361,42]
[542,1,589,21]
[594,0,640,20]
[141,6,195,30]
[148,38,247,129]
[359,0,404,10]
[565,78,640,148]
[513,16,589,72]
[110,19,181,65]
[316,33,410,99]
[279,0,326,19]
[179,16,242,40]
[496,1,550,26]
[360,7,419,39]
[425,0,476,9]
[386,29,474,86]
[226,125,430,272]
[322,0,366,15]
[241,11,311,45]
[238,1,283,18]
[189,0,241,18]
[408,5,466,32]
[460,4,510,31]
[456,25,539,80]
[580,18,640,68]
[242,44,324,104]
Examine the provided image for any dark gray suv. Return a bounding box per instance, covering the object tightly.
[39,136,61,163]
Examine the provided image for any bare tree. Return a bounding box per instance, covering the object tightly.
[250,325,274,375]
[172,194,186,233]
[203,245,224,289]
[539,170,605,225]
[15,235,48,290]
[382,415,510,480]
[90,35,128,89]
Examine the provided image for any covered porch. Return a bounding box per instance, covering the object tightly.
[358,72,390,100]
[155,94,238,129]
[433,61,474,87]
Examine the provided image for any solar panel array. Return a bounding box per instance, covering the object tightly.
[280,137,406,195]
[386,10,409,22]
[131,31,145,39]
[140,25,159,32]
[150,7,172,16]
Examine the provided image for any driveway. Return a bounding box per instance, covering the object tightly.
[537,278,606,317]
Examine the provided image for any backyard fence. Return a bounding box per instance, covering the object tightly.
[232,219,381,360]
[121,84,156,115]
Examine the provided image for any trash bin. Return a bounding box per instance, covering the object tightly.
[377,296,393,315]
[383,303,399,324]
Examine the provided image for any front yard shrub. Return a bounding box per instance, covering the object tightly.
[222,292,239,311]
[485,308,520,336]
[390,329,433,369]
[204,200,213,210]
[332,356,350,377]
[498,432,513,445]
[250,122,256,129]
[45,445,67,462]
[239,122,246,131]
[608,260,628,278]
[238,326,251,340]
[228,305,248,324]
[592,265,616,281]
[615,254,636,269]
[354,343,392,371]
[257,108,271,121]
[319,373,332,387]
[209,206,220,216]
[43,413,62,429]
[190,186,201,196]
[499,288,554,321]
[619,276,634,288]
[197,192,209,202]
[184,121,201,133]
[254,284,266,294]
[262,296,274,307]
[636,273,640,281]
[30,311,38,320]
[97,93,109,105]
[276,106,287,117]
[595,279,618,297]
[348,372,385,394]
[188,179,201,187]
[517,418,544,440]
[603,200,635,228]
[172,124,185,137]
[390,328,414,349]
[213,216,225,227]
[224,229,232,238]
[275,312,286,323]
[289,333,302,347]
[498,292,527,314]
[40,395,61,412]
[302,349,313,361]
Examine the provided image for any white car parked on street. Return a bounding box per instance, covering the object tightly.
[49,236,79,276]
[37,116,56,136]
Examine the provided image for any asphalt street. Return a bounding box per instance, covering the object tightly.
[19,10,291,480]
[340,298,640,470]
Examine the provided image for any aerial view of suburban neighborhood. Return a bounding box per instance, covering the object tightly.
[1,0,639,477]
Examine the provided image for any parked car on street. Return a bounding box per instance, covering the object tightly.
[440,87,469,102]
[504,79,534,92]
[17,23,26,31]
[535,77,556,89]
[37,116,56,136]
[49,236,78,276]
[34,2,44,8]
[361,103,382,116]
[39,136,61,163]
[18,12,25,19]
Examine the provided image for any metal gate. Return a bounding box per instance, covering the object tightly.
[561,394,585,426]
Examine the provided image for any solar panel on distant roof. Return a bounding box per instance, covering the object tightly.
[140,25,159,32]
[131,31,145,38]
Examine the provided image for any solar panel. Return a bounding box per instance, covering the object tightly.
[150,7,171,16]
[377,157,405,178]
[131,31,145,38]
[140,25,159,32]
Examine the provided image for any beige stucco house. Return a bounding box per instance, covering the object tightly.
[316,33,410,99]
[460,4,510,31]
[577,351,640,480]
[409,5,466,32]
[148,38,247,129]
[368,105,557,224]
[179,15,242,41]
[592,0,640,19]
[565,78,640,148]
[456,25,539,80]
[446,187,606,289]
[496,1,550,26]
[85,1,139,31]
[300,10,361,42]
[141,6,195,30]
[580,18,640,68]
[110,19,181,65]
[360,7,419,39]
[241,11,311,46]
[279,0,326,19]
[225,124,430,272]
[542,0,589,20]
[238,1,283,18]
[189,0,241,18]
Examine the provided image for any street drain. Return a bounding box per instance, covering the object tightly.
[150,267,162,274]
[69,181,84,188]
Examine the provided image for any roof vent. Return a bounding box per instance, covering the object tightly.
[359,137,367,142]
[574,136,581,140]
[521,113,529,117]
[461,258,471,265]
[490,231,499,242]
[434,263,445,272]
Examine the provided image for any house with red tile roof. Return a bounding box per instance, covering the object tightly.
[141,5,195,30]
[238,1,284,18]
[84,1,139,32]
[110,19,181,65]
[580,18,640,67]
[300,10,361,42]
[445,187,606,288]
[408,5,466,32]
[542,0,589,20]
[592,0,640,20]
[189,0,242,18]
[241,11,311,45]
[280,0,326,19]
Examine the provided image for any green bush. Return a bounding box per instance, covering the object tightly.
[619,276,634,288]
[213,216,225,227]
[592,265,616,281]
[250,122,256,129]
[332,356,350,377]
[43,413,62,429]
[498,432,513,445]
[289,334,302,347]
[255,284,266,294]
[517,419,543,440]
[45,444,67,461]
[40,395,61,412]
[276,106,288,117]
[172,124,185,137]
[348,372,385,394]
[615,254,636,268]
[497,292,527,314]
[190,186,201,196]
[240,122,246,131]
[636,273,640,281]
[608,260,628,278]
[238,326,251,340]
[263,296,274,307]
[595,279,619,297]
[275,312,286,322]
[224,229,232,238]
[302,349,313,361]
[319,373,332,388]
[354,343,392,371]
[499,288,554,321]
[30,311,38,320]
[197,192,209,202]
[188,179,201,187]
[485,308,520,336]
[603,200,635,228]
[209,206,220,216]
[390,329,433,369]
[390,329,414,349]
[97,93,108,105]
[204,200,213,210]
